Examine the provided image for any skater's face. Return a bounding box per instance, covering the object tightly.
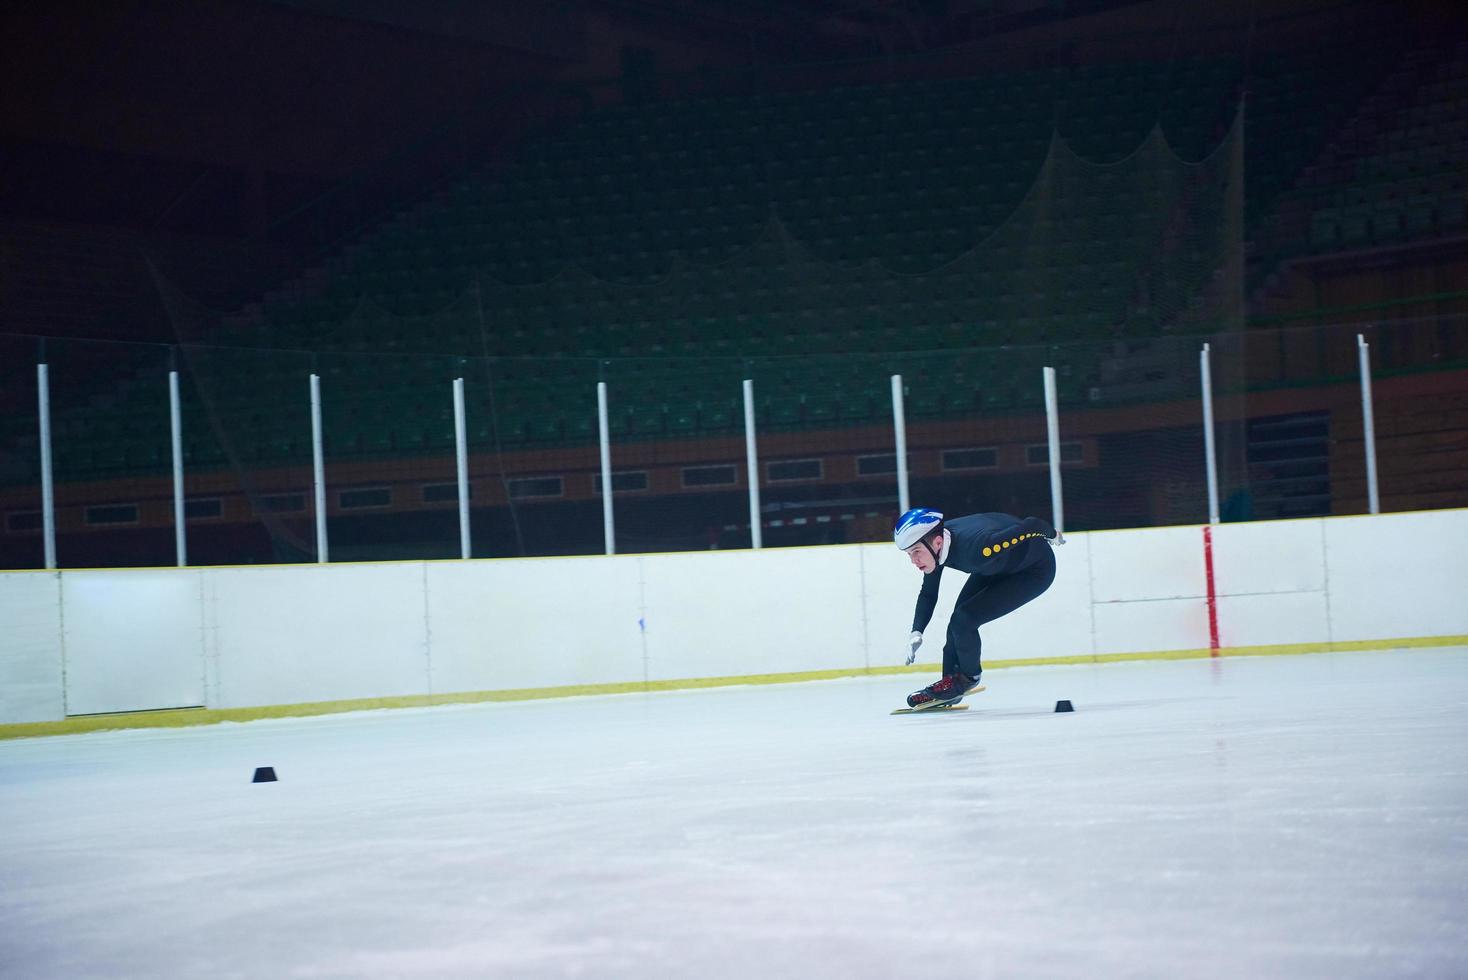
[904,534,941,573]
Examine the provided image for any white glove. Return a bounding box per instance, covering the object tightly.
[904,630,923,666]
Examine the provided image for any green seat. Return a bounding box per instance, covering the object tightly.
[1309,210,1340,249]
[763,398,801,430]
[1371,203,1404,241]
[804,399,835,424]
[565,415,594,442]
[1440,196,1464,228]
[524,416,562,444]
[625,406,664,438]
[1339,205,1371,243]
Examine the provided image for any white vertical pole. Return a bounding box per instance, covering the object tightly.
[1042,366,1065,541]
[169,369,187,566]
[742,378,762,549]
[310,373,328,563]
[453,377,471,559]
[891,374,910,514]
[1200,343,1221,525]
[37,363,57,570]
[1358,333,1380,515]
[597,380,615,556]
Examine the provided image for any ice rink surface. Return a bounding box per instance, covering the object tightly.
[3,648,1467,979]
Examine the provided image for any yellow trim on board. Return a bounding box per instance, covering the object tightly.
[3,634,1465,741]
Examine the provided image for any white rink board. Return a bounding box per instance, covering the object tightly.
[61,570,205,716]
[1211,518,1327,596]
[0,573,64,723]
[1093,595,1212,655]
[1088,525,1209,655]
[1325,510,1468,642]
[1088,526,1205,603]
[208,563,431,709]
[426,555,645,692]
[5,510,1468,725]
[641,547,866,680]
[1215,591,1332,649]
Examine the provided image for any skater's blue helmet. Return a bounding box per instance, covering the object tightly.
[894,508,943,550]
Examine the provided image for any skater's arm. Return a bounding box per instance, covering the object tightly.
[910,564,942,633]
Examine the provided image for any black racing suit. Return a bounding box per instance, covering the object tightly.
[910,512,1057,679]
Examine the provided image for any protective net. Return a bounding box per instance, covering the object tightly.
[4,83,1467,569]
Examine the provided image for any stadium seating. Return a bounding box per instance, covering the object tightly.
[10,33,1455,483]
[1260,39,1467,258]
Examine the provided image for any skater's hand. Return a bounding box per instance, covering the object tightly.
[904,630,923,666]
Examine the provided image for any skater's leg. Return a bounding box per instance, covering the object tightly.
[944,546,1057,677]
[907,589,988,706]
[943,576,989,679]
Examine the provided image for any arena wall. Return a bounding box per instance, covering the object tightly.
[2,509,1465,729]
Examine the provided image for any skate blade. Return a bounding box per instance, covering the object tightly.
[891,703,969,715]
[891,684,985,715]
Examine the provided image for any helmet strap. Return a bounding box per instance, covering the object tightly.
[923,532,943,565]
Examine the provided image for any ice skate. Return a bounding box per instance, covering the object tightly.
[904,671,982,710]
